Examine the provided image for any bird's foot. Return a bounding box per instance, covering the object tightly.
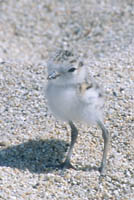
[58,160,76,170]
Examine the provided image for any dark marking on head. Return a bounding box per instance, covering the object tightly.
[70,59,77,63]
[64,50,73,57]
[55,50,74,62]
[79,61,84,67]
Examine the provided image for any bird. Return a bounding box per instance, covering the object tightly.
[46,49,110,175]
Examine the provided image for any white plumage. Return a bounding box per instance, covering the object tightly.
[46,50,110,175]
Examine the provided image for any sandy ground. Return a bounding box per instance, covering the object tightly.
[0,0,134,199]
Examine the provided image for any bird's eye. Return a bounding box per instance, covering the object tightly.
[68,67,76,72]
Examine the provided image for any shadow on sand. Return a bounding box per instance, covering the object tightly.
[0,139,69,173]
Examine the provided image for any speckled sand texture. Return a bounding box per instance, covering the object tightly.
[0,0,134,199]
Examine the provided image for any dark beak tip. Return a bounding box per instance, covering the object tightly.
[47,75,55,80]
[47,74,54,80]
[47,72,60,80]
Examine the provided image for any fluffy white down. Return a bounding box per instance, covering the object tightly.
[46,81,104,124]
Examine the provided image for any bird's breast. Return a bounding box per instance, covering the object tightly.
[46,83,79,121]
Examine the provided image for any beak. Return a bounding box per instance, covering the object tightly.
[47,71,60,80]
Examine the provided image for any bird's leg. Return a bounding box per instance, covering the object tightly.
[60,121,78,169]
[97,120,110,175]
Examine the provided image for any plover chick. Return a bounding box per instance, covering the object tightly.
[46,49,110,175]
